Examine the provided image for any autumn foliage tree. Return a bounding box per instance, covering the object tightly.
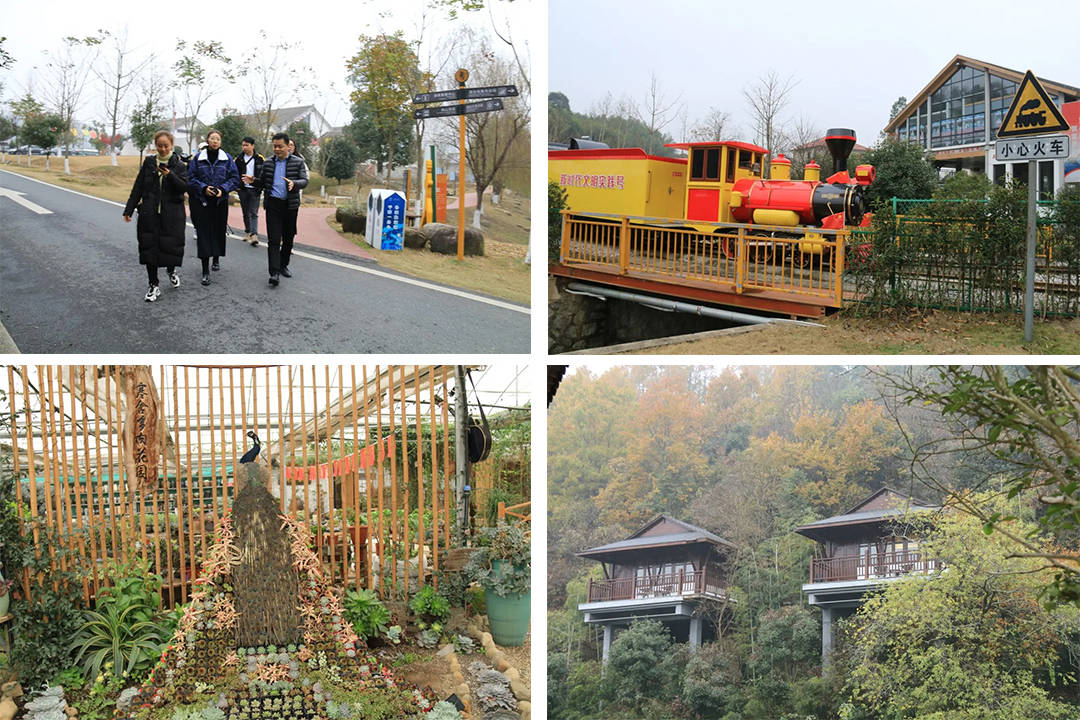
[346,33,422,182]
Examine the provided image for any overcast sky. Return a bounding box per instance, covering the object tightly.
[2,0,532,130]
[548,0,1080,148]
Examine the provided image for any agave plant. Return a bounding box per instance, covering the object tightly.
[71,602,169,679]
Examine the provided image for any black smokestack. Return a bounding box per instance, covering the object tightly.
[824,128,856,175]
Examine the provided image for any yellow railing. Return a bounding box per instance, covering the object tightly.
[560,211,848,306]
[497,500,531,523]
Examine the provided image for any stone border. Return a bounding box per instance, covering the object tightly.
[467,622,530,720]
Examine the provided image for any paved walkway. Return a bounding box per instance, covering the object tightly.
[226,205,375,260]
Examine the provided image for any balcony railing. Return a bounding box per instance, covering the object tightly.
[585,569,725,603]
[809,550,940,584]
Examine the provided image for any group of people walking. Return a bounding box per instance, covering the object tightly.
[123,129,308,302]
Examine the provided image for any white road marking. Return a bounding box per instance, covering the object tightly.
[0,169,530,314]
[0,186,53,214]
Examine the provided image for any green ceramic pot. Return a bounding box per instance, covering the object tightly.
[485,560,530,646]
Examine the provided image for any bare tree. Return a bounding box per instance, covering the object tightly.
[691,107,732,142]
[129,55,169,156]
[40,33,103,163]
[94,29,149,166]
[641,72,681,154]
[776,114,823,178]
[171,40,234,150]
[743,70,798,171]
[240,33,311,143]
[440,39,529,226]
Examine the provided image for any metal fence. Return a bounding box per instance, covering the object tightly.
[845,194,1080,316]
[2,365,468,608]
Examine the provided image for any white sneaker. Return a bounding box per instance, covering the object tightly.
[144,285,162,302]
[169,271,180,288]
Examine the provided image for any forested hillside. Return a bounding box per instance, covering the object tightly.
[547,365,1080,720]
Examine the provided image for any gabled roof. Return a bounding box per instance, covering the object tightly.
[794,486,938,543]
[578,514,736,561]
[237,105,328,130]
[884,54,1080,134]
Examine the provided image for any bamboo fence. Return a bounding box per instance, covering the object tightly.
[2,365,469,608]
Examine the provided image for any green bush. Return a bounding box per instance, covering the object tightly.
[336,205,367,235]
[466,522,531,598]
[408,585,451,625]
[549,181,568,262]
[603,620,681,714]
[343,588,391,641]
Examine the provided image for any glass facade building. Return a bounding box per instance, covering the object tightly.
[886,56,1079,196]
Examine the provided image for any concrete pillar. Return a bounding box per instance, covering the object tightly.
[689,616,703,650]
[821,606,834,665]
[602,624,613,664]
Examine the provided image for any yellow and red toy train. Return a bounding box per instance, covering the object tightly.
[549,127,875,258]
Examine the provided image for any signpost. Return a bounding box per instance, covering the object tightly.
[412,71,518,260]
[412,99,504,120]
[994,70,1071,343]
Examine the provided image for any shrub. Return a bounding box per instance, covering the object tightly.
[604,620,680,714]
[342,588,391,641]
[408,585,451,625]
[548,181,568,262]
[336,205,367,235]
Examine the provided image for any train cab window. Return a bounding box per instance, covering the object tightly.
[726,148,737,182]
[690,146,722,181]
[738,150,753,171]
[691,149,705,179]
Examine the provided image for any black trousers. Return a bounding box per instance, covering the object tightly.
[238,187,260,234]
[264,197,298,274]
[146,264,175,286]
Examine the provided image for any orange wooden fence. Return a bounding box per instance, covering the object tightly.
[2,365,466,607]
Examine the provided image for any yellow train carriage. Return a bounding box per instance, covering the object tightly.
[548,147,687,219]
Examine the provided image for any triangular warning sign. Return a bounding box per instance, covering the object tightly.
[997,70,1069,138]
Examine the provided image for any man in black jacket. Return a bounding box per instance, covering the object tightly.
[236,136,264,246]
[254,132,308,285]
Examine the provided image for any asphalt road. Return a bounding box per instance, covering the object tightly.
[0,170,530,353]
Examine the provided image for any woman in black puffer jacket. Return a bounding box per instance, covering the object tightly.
[123,129,189,302]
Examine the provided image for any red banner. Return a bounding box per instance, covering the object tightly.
[283,436,395,481]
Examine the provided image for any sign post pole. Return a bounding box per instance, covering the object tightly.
[456,68,468,261]
[993,69,1070,344]
[1024,159,1037,342]
[430,145,437,223]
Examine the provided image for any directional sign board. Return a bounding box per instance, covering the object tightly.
[996,70,1070,138]
[413,85,518,104]
[995,134,1070,162]
[413,98,503,120]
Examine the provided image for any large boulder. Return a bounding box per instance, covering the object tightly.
[404,226,427,250]
[423,222,484,257]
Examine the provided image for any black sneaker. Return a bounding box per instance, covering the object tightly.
[169,271,180,288]
[280,266,292,278]
[144,285,161,302]
[211,260,220,271]
[201,273,211,286]
[269,273,280,286]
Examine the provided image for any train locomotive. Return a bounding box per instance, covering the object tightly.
[549,127,876,264]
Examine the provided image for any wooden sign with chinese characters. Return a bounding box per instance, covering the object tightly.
[122,366,161,491]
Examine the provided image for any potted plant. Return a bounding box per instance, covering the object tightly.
[466,522,530,646]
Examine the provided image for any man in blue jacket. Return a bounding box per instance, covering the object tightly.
[254,132,308,286]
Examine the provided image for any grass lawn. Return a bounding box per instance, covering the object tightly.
[327,201,531,306]
[2,154,143,204]
[631,308,1080,355]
